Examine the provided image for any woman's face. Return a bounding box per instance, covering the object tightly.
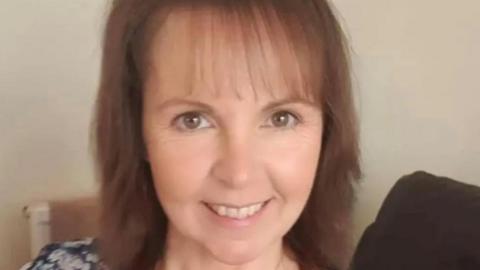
[142,9,323,265]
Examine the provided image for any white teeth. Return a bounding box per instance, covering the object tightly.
[208,202,265,219]
[247,205,256,216]
[218,206,226,216]
[227,208,237,217]
[238,207,248,219]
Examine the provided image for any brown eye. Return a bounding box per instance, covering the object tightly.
[174,112,211,131]
[270,111,299,128]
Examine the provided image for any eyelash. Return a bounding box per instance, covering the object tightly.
[172,110,302,131]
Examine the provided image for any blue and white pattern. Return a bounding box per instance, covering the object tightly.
[21,238,109,270]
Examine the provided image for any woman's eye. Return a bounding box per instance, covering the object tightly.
[173,112,212,131]
[266,111,300,128]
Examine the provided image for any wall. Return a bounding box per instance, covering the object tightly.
[332,0,480,241]
[0,0,479,269]
[0,1,106,269]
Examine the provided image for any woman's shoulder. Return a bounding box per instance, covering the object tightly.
[21,238,109,270]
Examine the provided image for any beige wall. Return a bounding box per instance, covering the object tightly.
[0,0,479,269]
[333,0,480,241]
[0,1,106,269]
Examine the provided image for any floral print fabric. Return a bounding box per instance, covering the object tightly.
[21,238,108,270]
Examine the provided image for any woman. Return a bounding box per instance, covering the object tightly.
[24,0,361,269]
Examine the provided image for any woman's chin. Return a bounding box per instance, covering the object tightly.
[207,241,264,265]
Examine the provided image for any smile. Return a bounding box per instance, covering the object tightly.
[205,200,269,220]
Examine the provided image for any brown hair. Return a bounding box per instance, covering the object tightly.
[92,0,361,270]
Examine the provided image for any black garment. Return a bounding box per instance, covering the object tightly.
[351,171,480,270]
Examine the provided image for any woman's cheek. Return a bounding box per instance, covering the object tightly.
[261,126,322,161]
[148,132,216,198]
[261,128,322,193]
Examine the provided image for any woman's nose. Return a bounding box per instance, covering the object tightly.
[210,135,256,189]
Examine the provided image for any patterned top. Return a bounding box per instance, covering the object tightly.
[21,238,108,270]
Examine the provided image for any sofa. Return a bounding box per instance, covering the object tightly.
[350,171,480,270]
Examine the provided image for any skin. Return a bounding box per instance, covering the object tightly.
[141,8,324,270]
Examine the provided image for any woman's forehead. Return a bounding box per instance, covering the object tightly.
[144,6,322,104]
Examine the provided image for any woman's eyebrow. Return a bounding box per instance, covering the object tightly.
[155,97,319,113]
[155,98,213,112]
[261,97,320,112]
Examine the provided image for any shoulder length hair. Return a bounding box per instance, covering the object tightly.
[92,0,361,269]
